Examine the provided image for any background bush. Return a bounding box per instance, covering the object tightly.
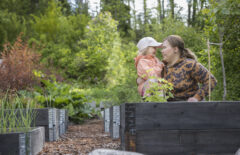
[0,34,41,91]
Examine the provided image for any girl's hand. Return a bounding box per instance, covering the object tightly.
[137,77,145,85]
[187,97,198,102]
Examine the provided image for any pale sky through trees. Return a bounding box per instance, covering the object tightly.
[70,0,188,18]
[88,0,188,17]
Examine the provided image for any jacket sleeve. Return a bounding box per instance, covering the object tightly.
[191,62,217,101]
[137,59,163,81]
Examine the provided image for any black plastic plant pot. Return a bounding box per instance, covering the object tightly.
[0,127,45,155]
[120,101,240,155]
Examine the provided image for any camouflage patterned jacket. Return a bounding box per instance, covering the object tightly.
[162,58,217,101]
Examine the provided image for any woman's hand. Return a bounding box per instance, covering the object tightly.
[187,97,198,102]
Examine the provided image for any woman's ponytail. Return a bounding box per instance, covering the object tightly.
[183,48,197,61]
[164,35,198,61]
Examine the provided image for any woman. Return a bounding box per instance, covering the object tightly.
[161,35,217,102]
[135,37,164,97]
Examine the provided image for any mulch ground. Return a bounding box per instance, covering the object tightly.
[38,119,120,155]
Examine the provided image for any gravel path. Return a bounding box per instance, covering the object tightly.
[38,119,120,155]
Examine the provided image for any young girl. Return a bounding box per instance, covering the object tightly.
[134,37,164,97]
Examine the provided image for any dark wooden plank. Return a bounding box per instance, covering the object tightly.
[0,127,45,155]
[124,104,136,151]
[136,143,236,155]
[136,129,240,155]
[34,108,50,126]
[135,101,240,130]
[0,133,19,154]
[120,104,126,150]
[110,107,113,138]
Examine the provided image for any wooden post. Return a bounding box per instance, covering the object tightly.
[208,37,226,101]
[207,39,211,101]
[219,31,227,100]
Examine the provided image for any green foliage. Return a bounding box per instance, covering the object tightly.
[144,77,174,102]
[33,78,96,123]
[104,41,141,105]
[0,93,37,133]
[72,12,120,82]
[0,0,49,17]
[101,0,131,38]
[77,42,142,106]
[0,10,26,51]
[30,0,88,78]
[150,17,206,58]
[200,0,240,100]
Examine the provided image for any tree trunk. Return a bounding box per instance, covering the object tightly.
[127,0,131,26]
[162,0,165,19]
[192,0,197,26]
[132,0,137,30]
[143,0,147,24]
[157,0,162,23]
[200,0,205,11]
[187,0,192,27]
[169,0,174,18]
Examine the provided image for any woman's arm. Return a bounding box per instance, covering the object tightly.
[190,62,217,101]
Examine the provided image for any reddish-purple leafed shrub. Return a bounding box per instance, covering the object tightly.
[0,35,41,91]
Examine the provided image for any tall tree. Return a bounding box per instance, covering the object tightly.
[132,0,137,30]
[169,0,174,18]
[59,0,72,15]
[187,0,192,26]
[0,0,49,17]
[162,0,165,19]
[199,0,205,11]
[143,0,147,24]
[75,0,88,15]
[157,0,162,23]
[127,0,131,28]
[100,0,131,37]
[192,0,197,26]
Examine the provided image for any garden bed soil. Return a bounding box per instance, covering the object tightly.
[38,119,120,155]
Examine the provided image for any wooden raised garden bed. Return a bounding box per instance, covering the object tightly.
[4,108,68,142]
[109,106,120,139]
[120,101,240,155]
[0,127,45,155]
[34,108,59,142]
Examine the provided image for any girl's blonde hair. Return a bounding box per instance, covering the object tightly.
[138,47,151,56]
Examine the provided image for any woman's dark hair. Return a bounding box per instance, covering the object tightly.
[164,35,197,60]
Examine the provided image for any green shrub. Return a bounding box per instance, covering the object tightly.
[33,78,96,123]
[30,0,88,78]
[71,12,120,82]
[0,10,26,51]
